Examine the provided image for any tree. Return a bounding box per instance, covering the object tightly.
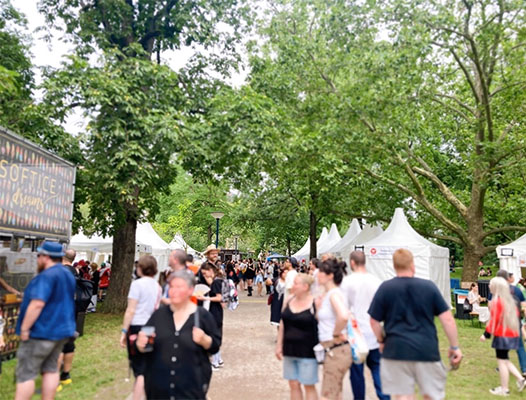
[39,0,248,311]
[200,0,526,280]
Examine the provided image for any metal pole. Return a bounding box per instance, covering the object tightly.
[215,218,220,248]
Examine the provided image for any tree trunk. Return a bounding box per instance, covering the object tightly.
[207,224,213,245]
[286,235,291,256]
[103,215,137,313]
[461,245,484,283]
[309,210,317,259]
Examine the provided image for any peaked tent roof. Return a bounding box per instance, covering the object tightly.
[169,233,201,256]
[364,208,448,258]
[292,237,310,261]
[136,222,170,253]
[327,219,362,256]
[318,223,342,256]
[350,223,384,247]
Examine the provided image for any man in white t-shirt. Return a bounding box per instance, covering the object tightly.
[340,251,389,400]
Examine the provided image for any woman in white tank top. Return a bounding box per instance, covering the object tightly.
[316,258,351,400]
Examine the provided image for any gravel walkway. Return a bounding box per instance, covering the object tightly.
[208,290,377,400]
[120,290,377,399]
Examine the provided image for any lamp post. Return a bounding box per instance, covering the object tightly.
[210,212,224,248]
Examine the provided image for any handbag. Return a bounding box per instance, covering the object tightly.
[347,315,369,364]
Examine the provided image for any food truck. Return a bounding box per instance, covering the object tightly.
[0,126,76,360]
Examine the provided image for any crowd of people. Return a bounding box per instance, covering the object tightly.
[7,238,526,400]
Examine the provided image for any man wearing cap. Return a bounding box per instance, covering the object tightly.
[15,241,76,400]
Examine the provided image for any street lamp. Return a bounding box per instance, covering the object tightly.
[210,212,225,248]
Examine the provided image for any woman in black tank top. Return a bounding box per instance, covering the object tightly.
[276,273,319,399]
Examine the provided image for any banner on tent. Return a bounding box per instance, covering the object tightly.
[519,254,526,267]
[368,246,405,258]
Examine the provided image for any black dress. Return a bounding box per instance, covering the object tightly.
[244,263,256,280]
[208,278,224,344]
[142,305,220,400]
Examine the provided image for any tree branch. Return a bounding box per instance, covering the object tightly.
[413,228,463,245]
[483,226,526,238]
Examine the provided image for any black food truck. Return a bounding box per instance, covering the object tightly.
[0,126,76,360]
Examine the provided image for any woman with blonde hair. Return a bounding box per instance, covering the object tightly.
[481,277,526,396]
[276,273,319,400]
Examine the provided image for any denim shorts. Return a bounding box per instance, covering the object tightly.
[283,356,319,385]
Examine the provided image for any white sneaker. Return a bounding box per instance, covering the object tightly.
[211,364,220,371]
[490,386,510,396]
[517,378,526,392]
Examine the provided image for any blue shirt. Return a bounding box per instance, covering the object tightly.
[368,277,449,362]
[16,263,76,340]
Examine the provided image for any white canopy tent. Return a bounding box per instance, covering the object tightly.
[136,222,171,271]
[326,219,362,260]
[292,226,329,262]
[292,238,310,262]
[318,224,341,257]
[351,224,384,249]
[363,208,451,306]
[70,222,170,270]
[169,233,204,264]
[496,233,526,282]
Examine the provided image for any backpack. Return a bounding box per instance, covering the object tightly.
[75,277,95,312]
[221,279,239,311]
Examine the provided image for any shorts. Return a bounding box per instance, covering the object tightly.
[496,349,509,360]
[62,336,76,354]
[320,340,352,399]
[283,356,318,385]
[127,325,146,377]
[381,359,447,400]
[255,275,263,284]
[16,338,68,383]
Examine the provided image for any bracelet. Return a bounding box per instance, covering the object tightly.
[121,328,128,334]
[450,346,459,350]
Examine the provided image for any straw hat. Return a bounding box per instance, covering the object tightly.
[203,244,219,255]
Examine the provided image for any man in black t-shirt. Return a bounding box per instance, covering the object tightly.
[368,249,462,399]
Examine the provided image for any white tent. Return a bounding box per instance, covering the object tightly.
[169,233,202,257]
[292,226,329,262]
[136,222,171,271]
[70,232,113,253]
[326,219,362,259]
[292,237,310,262]
[70,223,170,270]
[363,208,451,305]
[318,224,342,257]
[496,233,526,282]
[351,223,384,249]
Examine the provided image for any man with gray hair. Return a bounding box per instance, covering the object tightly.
[340,251,389,400]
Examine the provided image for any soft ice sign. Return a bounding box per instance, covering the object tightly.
[0,128,76,239]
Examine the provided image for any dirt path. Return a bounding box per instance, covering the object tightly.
[113,290,377,400]
[208,290,377,400]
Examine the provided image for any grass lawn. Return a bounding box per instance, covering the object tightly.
[449,267,497,281]
[0,313,128,400]
[1,310,525,399]
[440,314,526,399]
